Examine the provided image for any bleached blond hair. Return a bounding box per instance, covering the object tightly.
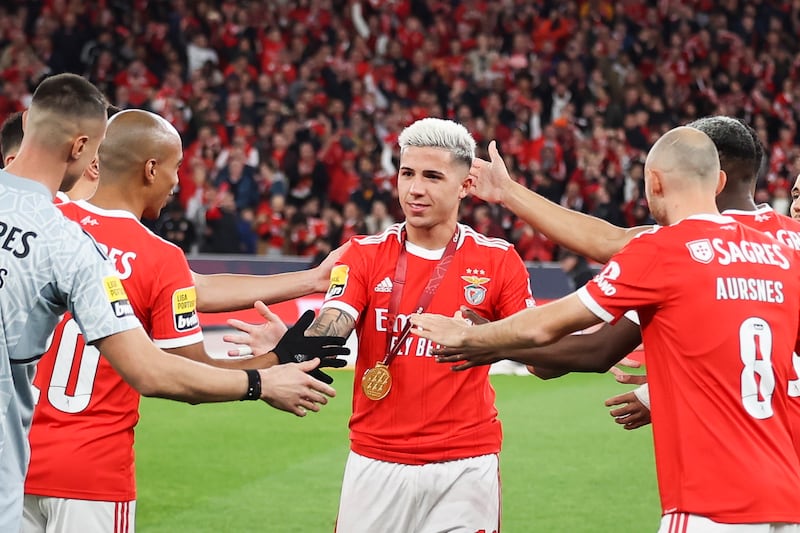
[397,117,475,168]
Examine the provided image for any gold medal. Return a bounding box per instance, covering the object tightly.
[361,363,392,400]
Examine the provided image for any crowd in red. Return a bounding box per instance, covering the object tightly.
[1,0,799,261]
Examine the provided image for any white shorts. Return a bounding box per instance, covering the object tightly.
[22,495,136,533]
[659,513,800,533]
[335,451,500,533]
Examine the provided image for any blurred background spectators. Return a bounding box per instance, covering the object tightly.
[2,0,799,262]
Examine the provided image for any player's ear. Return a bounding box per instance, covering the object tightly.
[70,135,89,161]
[145,159,157,184]
[86,157,100,182]
[459,173,473,199]
[715,169,727,196]
[646,167,663,197]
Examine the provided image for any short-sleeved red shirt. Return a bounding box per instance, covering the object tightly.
[579,214,800,523]
[25,201,203,501]
[323,223,534,465]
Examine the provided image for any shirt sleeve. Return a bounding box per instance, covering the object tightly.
[57,231,140,343]
[149,244,204,349]
[495,246,536,319]
[321,239,369,321]
[577,237,662,324]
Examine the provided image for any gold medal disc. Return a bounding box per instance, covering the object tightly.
[361,364,392,400]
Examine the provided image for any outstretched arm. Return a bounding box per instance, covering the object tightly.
[435,311,641,377]
[167,342,278,369]
[95,327,335,416]
[472,141,649,263]
[519,318,642,378]
[193,243,348,312]
[412,292,601,353]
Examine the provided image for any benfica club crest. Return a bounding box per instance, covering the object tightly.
[686,239,714,264]
[461,274,491,305]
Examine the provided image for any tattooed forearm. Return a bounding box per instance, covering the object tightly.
[306,308,355,338]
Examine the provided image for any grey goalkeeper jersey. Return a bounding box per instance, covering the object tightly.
[0,169,140,531]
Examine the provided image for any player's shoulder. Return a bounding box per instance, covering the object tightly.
[621,225,665,250]
[459,224,514,252]
[352,223,403,249]
[74,201,185,254]
[135,221,186,256]
[773,212,800,230]
[641,214,747,242]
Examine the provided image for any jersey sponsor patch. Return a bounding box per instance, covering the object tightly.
[326,264,349,298]
[172,287,199,331]
[593,261,621,296]
[103,276,134,318]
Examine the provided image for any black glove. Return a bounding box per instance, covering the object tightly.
[272,310,349,384]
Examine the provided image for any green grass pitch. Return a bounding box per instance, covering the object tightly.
[135,371,660,532]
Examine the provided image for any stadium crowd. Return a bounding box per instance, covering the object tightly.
[1,0,799,260]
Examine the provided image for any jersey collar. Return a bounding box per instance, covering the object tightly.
[680,213,737,224]
[721,204,774,217]
[74,200,140,222]
[400,222,465,260]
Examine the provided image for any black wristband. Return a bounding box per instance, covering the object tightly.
[241,369,261,401]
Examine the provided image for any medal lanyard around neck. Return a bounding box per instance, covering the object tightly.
[381,227,460,366]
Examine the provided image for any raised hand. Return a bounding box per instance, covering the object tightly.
[469,140,516,204]
[223,301,288,357]
[259,359,336,416]
[273,309,349,384]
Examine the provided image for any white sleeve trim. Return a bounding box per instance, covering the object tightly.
[623,310,640,326]
[153,331,204,349]
[632,383,651,409]
[576,286,615,323]
[320,300,360,321]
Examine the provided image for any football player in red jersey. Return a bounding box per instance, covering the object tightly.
[0,73,338,533]
[295,118,533,533]
[439,116,800,433]
[22,109,347,533]
[413,126,800,532]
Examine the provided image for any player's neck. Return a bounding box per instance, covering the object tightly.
[89,187,144,218]
[716,188,758,212]
[405,221,458,250]
[665,200,721,225]
[4,149,66,197]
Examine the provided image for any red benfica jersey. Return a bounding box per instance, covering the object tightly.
[579,214,800,523]
[323,223,534,464]
[25,200,203,501]
[725,205,800,464]
[724,204,800,250]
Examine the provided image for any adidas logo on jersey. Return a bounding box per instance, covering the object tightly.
[80,215,99,226]
[374,277,393,292]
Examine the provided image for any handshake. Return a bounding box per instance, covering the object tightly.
[268,310,349,384]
